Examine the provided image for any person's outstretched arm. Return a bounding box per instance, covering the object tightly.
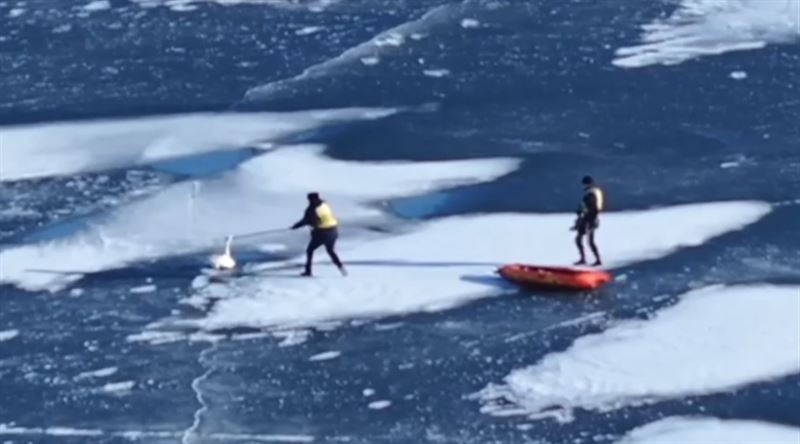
[291,207,313,229]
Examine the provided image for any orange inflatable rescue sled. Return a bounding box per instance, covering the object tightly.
[497,264,612,291]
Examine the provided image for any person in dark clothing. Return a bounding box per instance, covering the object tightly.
[571,176,604,266]
[291,192,347,277]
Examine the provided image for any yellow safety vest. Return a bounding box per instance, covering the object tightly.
[315,202,338,228]
[589,187,604,212]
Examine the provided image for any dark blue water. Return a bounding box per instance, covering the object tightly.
[1,0,799,443]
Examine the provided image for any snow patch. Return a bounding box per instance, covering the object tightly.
[181,201,770,331]
[614,0,800,68]
[616,417,800,444]
[476,284,800,420]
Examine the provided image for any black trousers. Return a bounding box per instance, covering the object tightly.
[575,215,601,263]
[305,227,343,274]
[576,214,599,235]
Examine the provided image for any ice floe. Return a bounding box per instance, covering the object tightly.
[0,424,315,442]
[308,350,341,361]
[360,57,380,66]
[181,200,770,331]
[274,329,311,347]
[374,32,405,47]
[367,400,392,410]
[295,26,322,36]
[476,284,800,420]
[0,108,393,181]
[126,330,187,345]
[730,70,748,80]
[614,0,800,68]
[131,0,338,13]
[460,18,480,28]
[423,69,451,78]
[82,0,110,11]
[0,145,518,291]
[75,367,118,380]
[129,284,157,294]
[126,330,227,345]
[100,381,135,393]
[0,329,19,342]
[617,416,800,444]
[230,332,270,341]
[0,425,103,437]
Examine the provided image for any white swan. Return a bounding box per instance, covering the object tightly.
[211,235,237,270]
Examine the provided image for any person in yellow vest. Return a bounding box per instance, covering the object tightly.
[571,176,604,266]
[291,192,347,277]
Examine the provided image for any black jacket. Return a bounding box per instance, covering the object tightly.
[292,202,321,230]
[577,187,601,220]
